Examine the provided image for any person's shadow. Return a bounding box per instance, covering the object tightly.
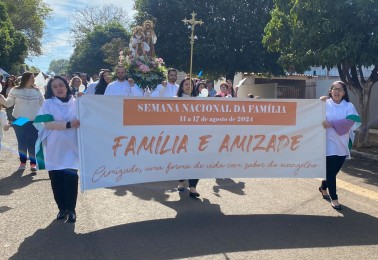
[10,186,378,260]
[213,178,246,196]
[0,170,47,196]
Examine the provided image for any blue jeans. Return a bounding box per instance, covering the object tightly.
[13,121,38,164]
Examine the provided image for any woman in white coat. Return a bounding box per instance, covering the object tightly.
[319,81,360,210]
[36,76,80,222]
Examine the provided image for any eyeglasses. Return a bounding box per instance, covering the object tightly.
[332,88,344,93]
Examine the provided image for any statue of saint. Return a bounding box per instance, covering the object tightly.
[129,26,150,57]
[143,20,157,57]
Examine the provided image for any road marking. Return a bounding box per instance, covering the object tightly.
[337,178,378,202]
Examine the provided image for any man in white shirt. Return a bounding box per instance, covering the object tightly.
[104,65,143,96]
[150,68,179,97]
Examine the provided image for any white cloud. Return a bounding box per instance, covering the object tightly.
[45,0,136,18]
[41,31,72,54]
[29,0,136,72]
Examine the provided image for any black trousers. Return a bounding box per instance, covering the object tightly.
[179,179,199,188]
[13,121,38,164]
[48,169,79,211]
[321,155,346,200]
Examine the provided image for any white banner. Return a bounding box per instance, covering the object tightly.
[77,96,326,191]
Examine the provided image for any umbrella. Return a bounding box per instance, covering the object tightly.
[0,68,10,78]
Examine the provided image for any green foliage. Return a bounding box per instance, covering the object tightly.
[102,38,128,67]
[68,22,131,75]
[23,64,41,73]
[0,2,28,74]
[2,0,52,56]
[263,0,378,147]
[263,0,378,72]
[48,59,70,75]
[134,0,283,78]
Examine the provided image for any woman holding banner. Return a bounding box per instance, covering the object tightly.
[320,81,360,210]
[0,72,44,172]
[176,78,201,198]
[35,76,80,222]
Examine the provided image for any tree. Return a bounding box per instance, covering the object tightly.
[70,4,131,44]
[133,0,283,79]
[68,22,131,75]
[23,64,41,73]
[102,38,128,67]
[2,0,52,56]
[0,2,28,74]
[263,0,378,147]
[48,59,70,75]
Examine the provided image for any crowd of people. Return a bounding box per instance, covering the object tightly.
[0,66,360,222]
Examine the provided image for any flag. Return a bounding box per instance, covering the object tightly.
[34,114,54,170]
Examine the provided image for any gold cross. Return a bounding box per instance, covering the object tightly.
[183,12,204,44]
[183,12,204,84]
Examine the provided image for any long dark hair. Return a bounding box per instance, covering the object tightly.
[226,79,235,97]
[177,77,196,97]
[195,80,207,96]
[17,72,36,89]
[95,70,111,95]
[0,78,15,97]
[328,80,350,102]
[45,76,72,99]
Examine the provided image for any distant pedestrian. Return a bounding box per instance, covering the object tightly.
[69,76,83,96]
[104,65,143,96]
[0,107,11,150]
[0,77,16,123]
[149,68,179,97]
[94,69,112,95]
[0,72,44,172]
[86,69,111,95]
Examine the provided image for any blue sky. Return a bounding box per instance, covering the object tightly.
[26,0,136,73]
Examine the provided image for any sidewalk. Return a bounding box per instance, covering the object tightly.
[351,129,378,161]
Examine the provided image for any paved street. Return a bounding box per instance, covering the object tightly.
[1,129,378,259]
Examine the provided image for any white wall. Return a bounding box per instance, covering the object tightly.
[237,83,277,98]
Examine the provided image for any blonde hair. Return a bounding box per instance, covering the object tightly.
[69,76,82,87]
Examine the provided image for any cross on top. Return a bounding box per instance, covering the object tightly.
[182,12,204,44]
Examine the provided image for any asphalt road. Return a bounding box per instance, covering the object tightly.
[1,129,378,260]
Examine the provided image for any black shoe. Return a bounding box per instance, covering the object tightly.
[331,203,342,210]
[57,210,67,220]
[177,181,185,191]
[67,210,76,223]
[318,187,330,200]
[189,192,200,198]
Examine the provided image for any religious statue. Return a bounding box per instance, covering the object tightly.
[129,26,150,57]
[143,20,157,57]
